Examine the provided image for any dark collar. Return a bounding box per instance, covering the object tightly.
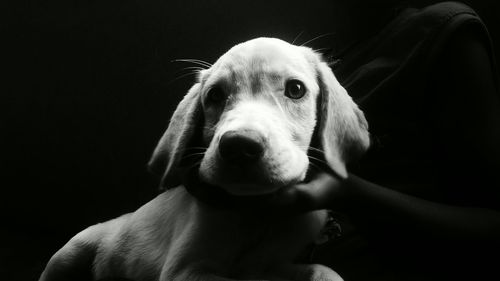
[181,166,284,211]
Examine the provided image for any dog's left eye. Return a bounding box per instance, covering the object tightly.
[207,86,226,103]
[285,79,306,99]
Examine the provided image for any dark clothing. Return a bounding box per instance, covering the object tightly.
[337,1,499,205]
[315,2,500,280]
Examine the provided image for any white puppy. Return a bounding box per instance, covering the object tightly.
[40,37,369,281]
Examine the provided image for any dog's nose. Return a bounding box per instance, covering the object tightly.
[219,130,264,163]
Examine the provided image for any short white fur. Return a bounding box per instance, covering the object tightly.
[40,37,370,281]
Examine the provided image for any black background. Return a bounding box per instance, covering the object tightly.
[2,1,499,280]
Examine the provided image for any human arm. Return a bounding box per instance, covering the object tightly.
[286,25,500,268]
[343,23,500,245]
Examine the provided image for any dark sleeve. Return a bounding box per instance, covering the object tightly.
[430,23,500,209]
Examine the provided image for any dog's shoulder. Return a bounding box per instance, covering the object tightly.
[39,215,126,281]
[92,187,200,279]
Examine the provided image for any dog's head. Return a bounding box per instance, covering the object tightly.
[149,38,369,196]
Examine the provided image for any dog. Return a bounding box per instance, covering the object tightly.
[40,37,369,281]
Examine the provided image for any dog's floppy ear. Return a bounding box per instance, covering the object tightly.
[148,83,203,190]
[316,61,370,179]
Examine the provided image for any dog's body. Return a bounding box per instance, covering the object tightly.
[40,38,369,281]
[44,188,331,280]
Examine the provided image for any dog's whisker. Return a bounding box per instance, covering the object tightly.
[192,158,219,171]
[185,159,203,169]
[300,32,336,47]
[172,58,212,68]
[183,149,207,154]
[296,146,327,154]
[172,58,211,65]
[308,154,326,161]
[181,153,206,161]
[306,147,326,154]
[308,155,329,166]
[177,69,203,75]
[308,161,322,172]
[173,70,202,78]
[169,71,201,84]
[312,47,331,54]
[291,30,304,45]
[185,59,212,67]
[181,66,205,72]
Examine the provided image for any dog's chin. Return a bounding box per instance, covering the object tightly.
[220,183,283,196]
[204,169,306,196]
[182,166,295,209]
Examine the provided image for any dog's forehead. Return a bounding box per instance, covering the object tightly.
[203,38,316,85]
[225,38,310,72]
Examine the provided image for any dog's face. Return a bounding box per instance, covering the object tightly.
[149,38,370,196]
[197,39,319,195]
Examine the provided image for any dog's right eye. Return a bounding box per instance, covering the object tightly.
[207,86,226,103]
[285,79,306,100]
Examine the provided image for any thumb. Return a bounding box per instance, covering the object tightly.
[294,172,343,210]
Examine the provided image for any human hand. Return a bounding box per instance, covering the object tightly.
[261,172,346,215]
